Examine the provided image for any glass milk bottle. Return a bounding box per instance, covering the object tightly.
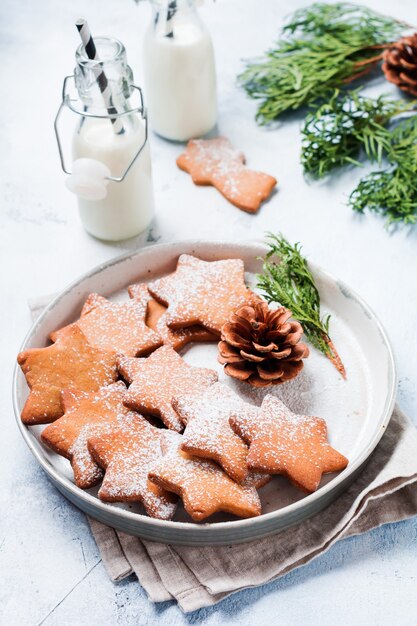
[55,37,154,241]
[143,0,217,141]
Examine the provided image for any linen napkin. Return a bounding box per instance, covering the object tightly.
[28,296,417,612]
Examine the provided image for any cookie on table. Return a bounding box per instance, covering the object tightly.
[41,381,133,489]
[173,382,261,483]
[117,345,218,432]
[128,283,217,352]
[87,417,177,520]
[230,395,349,493]
[176,136,277,214]
[50,293,162,357]
[148,431,264,521]
[147,254,253,335]
[17,326,118,425]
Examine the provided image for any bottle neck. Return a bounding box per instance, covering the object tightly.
[150,0,202,39]
[74,37,134,115]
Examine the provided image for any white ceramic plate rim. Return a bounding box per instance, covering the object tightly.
[12,240,397,534]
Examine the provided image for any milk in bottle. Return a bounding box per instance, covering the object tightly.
[143,0,217,141]
[61,37,154,241]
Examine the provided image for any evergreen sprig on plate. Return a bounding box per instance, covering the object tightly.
[238,3,406,123]
[257,233,346,377]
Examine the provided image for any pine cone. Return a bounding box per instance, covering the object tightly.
[382,34,417,97]
[218,300,309,388]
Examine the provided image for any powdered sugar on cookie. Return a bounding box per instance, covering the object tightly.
[51,293,162,357]
[230,395,349,493]
[128,282,216,351]
[148,431,263,521]
[176,137,277,213]
[18,325,118,425]
[41,381,133,489]
[117,346,218,431]
[173,382,262,483]
[88,416,177,520]
[148,254,252,334]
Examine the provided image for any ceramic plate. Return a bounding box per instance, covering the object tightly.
[13,241,396,545]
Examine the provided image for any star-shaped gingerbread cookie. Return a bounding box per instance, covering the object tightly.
[148,432,264,521]
[230,395,349,493]
[18,325,118,425]
[117,346,218,431]
[147,254,252,335]
[177,137,277,214]
[87,417,177,519]
[128,283,216,351]
[173,382,260,483]
[50,292,162,357]
[41,381,133,488]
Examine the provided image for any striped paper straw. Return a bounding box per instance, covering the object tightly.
[155,0,177,38]
[75,18,124,134]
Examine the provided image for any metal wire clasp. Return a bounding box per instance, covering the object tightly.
[54,74,148,183]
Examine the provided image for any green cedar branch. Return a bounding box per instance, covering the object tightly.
[238,3,407,123]
[257,233,346,377]
[301,90,416,178]
[349,116,417,225]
